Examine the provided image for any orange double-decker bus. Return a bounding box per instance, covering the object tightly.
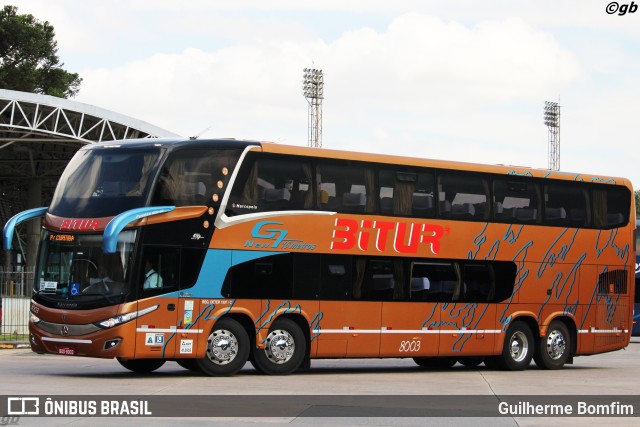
[3,138,635,375]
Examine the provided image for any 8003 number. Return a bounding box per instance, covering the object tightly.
[399,340,421,352]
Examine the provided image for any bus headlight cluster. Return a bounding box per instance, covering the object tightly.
[29,312,41,324]
[95,305,159,329]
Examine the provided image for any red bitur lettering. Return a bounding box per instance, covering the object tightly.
[60,218,100,231]
[330,218,445,255]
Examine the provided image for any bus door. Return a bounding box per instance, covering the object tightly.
[135,247,181,359]
[380,261,440,357]
[438,263,497,357]
[172,247,207,359]
[316,256,381,358]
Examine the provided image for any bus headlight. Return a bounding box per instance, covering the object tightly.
[30,312,41,324]
[95,305,159,329]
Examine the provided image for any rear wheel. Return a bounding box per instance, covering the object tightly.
[500,320,534,371]
[252,318,306,375]
[197,318,250,376]
[534,320,570,370]
[117,358,165,373]
[413,357,457,369]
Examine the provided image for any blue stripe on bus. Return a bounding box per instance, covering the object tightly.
[161,249,281,298]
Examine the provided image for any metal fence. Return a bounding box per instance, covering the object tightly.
[1,269,33,340]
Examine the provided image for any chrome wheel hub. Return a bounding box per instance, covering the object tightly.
[546,329,566,360]
[509,331,529,362]
[264,329,295,364]
[207,329,238,365]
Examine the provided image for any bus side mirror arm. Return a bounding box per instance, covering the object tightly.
[2,207,48,251]
[103,206,176,253]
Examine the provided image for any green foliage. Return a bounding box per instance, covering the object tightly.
[0,5,81,98]
[635,189,640,217]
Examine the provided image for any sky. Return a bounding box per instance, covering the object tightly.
[9,0,640,188]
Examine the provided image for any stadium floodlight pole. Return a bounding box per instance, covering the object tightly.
[303,68,324,148]
[544,100,560,171]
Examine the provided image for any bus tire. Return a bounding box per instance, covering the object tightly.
[413,357,457,369]
[457,357,483,367]
[533,320,570,370]
[117,358,165,373]
[197,318,250,376]
[252,318,306,375]
[500,320,534,371]
[176,359,201,372]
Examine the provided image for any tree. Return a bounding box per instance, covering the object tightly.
[0,5,81,98]
[635,189,640,218]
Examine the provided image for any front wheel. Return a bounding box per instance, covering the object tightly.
[534,320,570,370]
[499,320,534,371]
[117,358,165,373]
[197,318,250,376]
[252,318,306,375]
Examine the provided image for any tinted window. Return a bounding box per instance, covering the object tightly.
[438,173,489,221]
[545,182,589,227]
[140,246,179,297]
[317,161,375,213]
[50,147,162,217]
[410,261,460,302]
[463,263,494,303]
[353,258,405,301]
[152,148,240,207]
[493,178,541,224]
[227,254,294,299]
[379,169,435,217]
[320,255,352,300]
[227,153,312,215]
[593,185,631,229]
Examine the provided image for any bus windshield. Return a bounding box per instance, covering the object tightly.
[34,230,137,308]
[49,146,163,218]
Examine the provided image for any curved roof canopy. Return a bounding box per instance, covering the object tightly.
[0,88,180,231]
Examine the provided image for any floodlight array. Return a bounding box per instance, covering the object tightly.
[303,68,324,99]
[544,101,559,128]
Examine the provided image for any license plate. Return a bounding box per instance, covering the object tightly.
[57,346,75,356]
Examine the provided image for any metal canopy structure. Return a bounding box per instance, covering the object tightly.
[0,89,180,268]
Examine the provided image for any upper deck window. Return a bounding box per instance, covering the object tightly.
[151,148,241,207]
[227,153,313,215]
[49,147,162,218]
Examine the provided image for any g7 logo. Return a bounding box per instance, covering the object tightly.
[250,221,289,249]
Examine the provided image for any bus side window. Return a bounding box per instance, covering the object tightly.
[438,173,489,221]
[352,258,405,301]
[545,182,588,227]
[410,261,459,302]
[493,178,541,224]
[378,169,435,218]
[227,153,313,215]
[317,161,375,214]
[320,255,352,300]
[463,264,494,303]
[593,186,631,229]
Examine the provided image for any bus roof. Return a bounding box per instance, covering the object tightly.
[84,137,631,188]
